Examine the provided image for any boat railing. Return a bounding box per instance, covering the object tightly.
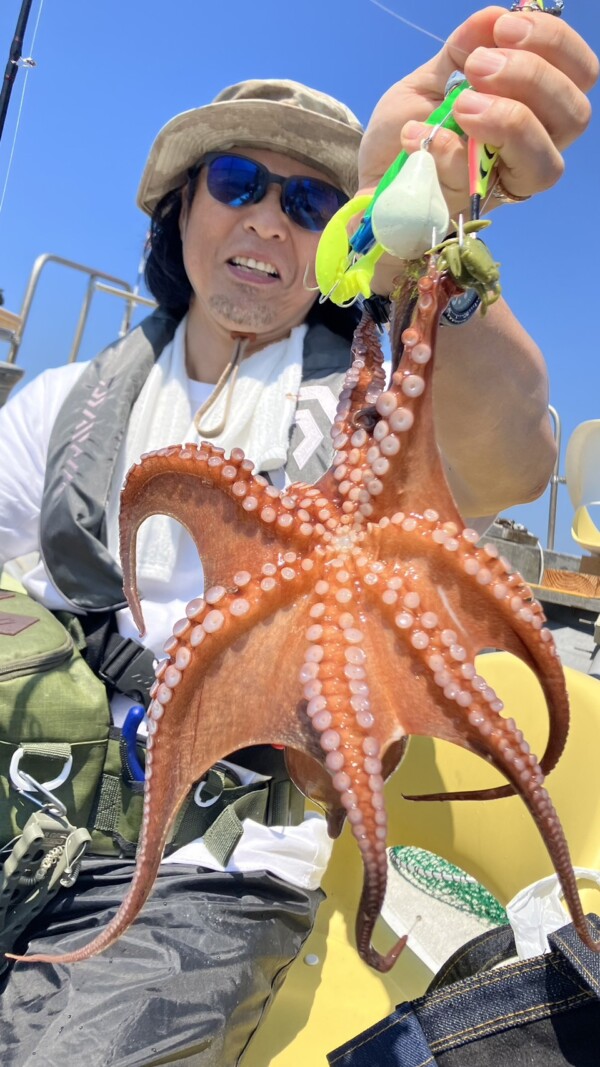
[0,253,157,407]
[547,404,566,552]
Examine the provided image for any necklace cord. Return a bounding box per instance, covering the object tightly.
[193,336,250,439]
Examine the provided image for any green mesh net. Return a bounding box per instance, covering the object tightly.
[390,845,509,927]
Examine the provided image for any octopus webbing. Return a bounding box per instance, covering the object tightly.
[11,260,599,971]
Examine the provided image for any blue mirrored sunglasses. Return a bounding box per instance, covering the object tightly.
[191,152,348,232]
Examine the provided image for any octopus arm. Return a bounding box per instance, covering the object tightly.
[119,446,289,634]
[8,594,349,966]
[374,531,570,804]
[367,593,598,952]
[363,276,463,526]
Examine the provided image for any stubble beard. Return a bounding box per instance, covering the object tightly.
[209,292,276,330]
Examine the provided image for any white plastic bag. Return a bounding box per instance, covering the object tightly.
[506,867,600,959]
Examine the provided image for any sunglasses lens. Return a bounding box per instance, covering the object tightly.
[284,179,347,231]
[203,155,347,231]
[206,156,263,207]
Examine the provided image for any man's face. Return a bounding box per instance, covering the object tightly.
[179,147,333,344]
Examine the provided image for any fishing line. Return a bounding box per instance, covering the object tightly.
[0,0,46,219]
[367,0,470,62]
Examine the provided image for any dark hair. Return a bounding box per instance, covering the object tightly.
[143,184,194,321]
[143,178,361,341]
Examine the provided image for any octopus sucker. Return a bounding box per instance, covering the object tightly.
[9,257,600,972]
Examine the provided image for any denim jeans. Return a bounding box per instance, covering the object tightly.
[328,914,600,1066]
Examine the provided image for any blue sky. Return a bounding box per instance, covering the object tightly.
[0,0,598,555]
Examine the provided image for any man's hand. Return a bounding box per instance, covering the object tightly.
[359,5,598,220]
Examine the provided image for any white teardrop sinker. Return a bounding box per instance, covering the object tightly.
[371,149,450,261]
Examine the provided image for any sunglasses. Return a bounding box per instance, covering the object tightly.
[193,152,348,232]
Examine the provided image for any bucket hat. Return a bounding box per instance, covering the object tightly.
[137,78,363,215]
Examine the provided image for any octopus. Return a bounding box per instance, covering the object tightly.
[10,259,599,972]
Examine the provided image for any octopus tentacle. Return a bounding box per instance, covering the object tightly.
[331,312,387,437]
[463,713,600,953]
[316,312,387,508]
[7,775,188,965]
[358,270,461,525]
[299,565,406,969]
[372,517,570,802]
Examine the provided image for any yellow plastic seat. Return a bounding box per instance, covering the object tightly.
[565,419,600,554]
[571,506,600,556]
[242,653,600,1065]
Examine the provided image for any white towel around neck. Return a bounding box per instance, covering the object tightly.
[106,314,306,584]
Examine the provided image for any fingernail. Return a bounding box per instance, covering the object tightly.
[496,13,532,45]
[468,48,506,78]
[401,120,427,145]
[454,90,493,115]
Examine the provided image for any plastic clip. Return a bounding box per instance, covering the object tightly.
[0,808,91,965]
[9,747,72,815]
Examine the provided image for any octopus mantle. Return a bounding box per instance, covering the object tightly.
[13,263,598,970]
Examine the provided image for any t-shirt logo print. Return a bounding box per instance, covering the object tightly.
[291,384,339,472]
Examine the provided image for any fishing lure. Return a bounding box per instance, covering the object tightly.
[316,0,565,306]
[510,1,564,13]
[316,77,497,306]
[429,217,501,310]
[316,79,472,306]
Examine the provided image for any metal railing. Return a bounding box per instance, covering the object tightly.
[3,253,156,367]
[546,404,567,552]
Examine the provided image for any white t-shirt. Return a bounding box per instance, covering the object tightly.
[0,342,333,889]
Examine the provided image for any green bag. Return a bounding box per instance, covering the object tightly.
[0,587,111,847]
[0,585,298,867]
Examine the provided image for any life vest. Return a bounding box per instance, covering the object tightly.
[40,309,354,612]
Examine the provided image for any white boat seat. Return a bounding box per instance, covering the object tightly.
[565,419,600,555]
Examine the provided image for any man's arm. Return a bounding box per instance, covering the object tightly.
[359,5,598,518]
[434,297,555,518]
[0,365,85,569]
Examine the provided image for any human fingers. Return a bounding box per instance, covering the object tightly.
[359,6,598,217]
[454,89,564,196]
[397,89,565,217]
[459,40,593,154]
[446,6,598,192]
[449,11,598,200]
[445,7,598,94]
[492,10,599,94]
[358,8,517,191]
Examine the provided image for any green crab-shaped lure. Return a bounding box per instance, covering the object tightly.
[430,219,501,311]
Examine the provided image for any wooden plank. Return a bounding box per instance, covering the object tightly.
[540,568,600,600]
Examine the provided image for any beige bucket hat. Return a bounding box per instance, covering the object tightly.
[137,78,363,216]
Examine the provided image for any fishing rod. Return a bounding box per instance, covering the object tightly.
[0,0,35,145]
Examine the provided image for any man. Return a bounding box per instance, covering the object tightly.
[0,7,597,1065]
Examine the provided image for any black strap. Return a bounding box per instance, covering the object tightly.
[78,609,117,675]
[78,610,156,708]
[97,633,156,708]
[231,745,305,825]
